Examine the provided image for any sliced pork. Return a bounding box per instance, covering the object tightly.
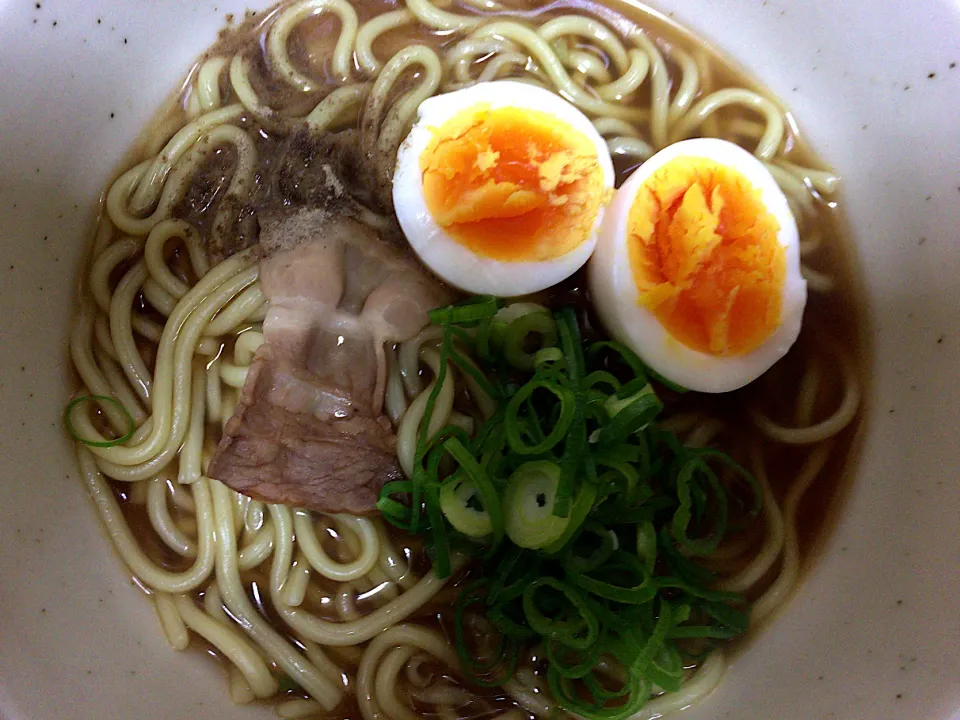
[208,135,451,514]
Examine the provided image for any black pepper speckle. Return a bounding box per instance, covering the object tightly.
[937,335,945,344]
[918,237,926,245]
[896,599,903,606]
[110,112,115,118]
[123,38,128,44]
[861,124,868,130]
[896,694,903,700]
[927,72,936,79]
[51,20,57,27]
[35,1,41,7]
[924,195,932,201]
[97,18,101,24]
[904,84,911,90]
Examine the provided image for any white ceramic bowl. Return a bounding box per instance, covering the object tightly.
[1,1,958,719]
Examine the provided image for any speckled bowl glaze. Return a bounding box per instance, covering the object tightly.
[0,1,958,719]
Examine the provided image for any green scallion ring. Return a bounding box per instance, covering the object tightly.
[504,379,575,455]
[503,310,558,371]
[522,577,598,650]
[63,395,135,448]
[503,461,571,549]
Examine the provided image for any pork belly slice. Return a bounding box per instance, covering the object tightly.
[208,209,449,514]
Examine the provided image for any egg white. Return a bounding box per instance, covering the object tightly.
[588,138,806,393]
[393,81,615,297]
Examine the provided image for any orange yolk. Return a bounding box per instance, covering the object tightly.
[627,158,785,357]
[419,103,608,262]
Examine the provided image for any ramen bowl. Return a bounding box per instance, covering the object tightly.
[0,0,958,719]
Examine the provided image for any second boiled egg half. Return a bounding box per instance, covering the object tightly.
[588,138,806,393]
[393,81,614,296]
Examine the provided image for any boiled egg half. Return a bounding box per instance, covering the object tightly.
[393,81,614,296]
[588,138,806,393]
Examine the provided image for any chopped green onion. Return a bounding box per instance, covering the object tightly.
[533,346,564,368]
[587,340,648,384]
[564,523,618,573]
[671,457,727,556]
[487,546,540,605]
[488,602,537,640]
[429,295,500,325]
[545,635,603,679]
[548,665,651,720]
[584,370,621,394]
[610,597,671,675]
[503,461,571,549]
[644,645,685,692]
[597,384,661,449]
[522,577,598,650]
[504,379,575,455]
[440,475,492,538]
[380,298,762,719]
[64,395,135,448]
[694,448,763,523]
[503,310,558,371]
[635,522,657,574]
[443,437,504,547]
[377,480,416,529]
[493,301,551,326]
[542,482,598,555]
[554,308,587,517]
[424,483,450,578]
[567,563,656,605]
